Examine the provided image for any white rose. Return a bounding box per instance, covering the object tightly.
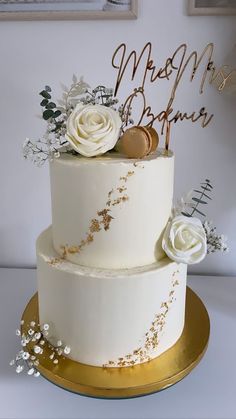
[65,103,122,157]
[162,215,207,264]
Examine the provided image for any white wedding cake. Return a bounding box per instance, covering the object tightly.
[36,148,188,367]
[14,39,230,384]
[21,77,221,370]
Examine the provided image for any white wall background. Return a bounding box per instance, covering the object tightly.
[0,0,235,275]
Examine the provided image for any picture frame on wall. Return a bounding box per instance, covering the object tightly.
[0,0,138,20]
[188,0,236,15]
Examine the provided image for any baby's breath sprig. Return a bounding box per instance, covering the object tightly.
[118,104,134,131]
[23,137,68,167]
[10,320,71,377]
[10,320,43,377]
[203,220,229,254]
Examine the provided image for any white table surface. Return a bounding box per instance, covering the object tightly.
[0,268,235,419]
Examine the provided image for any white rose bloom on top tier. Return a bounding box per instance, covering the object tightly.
[162,215,207,264]
[65,103,122,157]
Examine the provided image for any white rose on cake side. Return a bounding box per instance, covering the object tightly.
[162,215,207,264]
[65,103,122,157]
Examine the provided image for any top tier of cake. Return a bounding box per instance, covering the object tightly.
[50,149,174,269]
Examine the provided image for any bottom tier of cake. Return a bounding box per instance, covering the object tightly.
[36,227,187,367]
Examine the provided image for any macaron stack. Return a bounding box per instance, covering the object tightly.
[119,126,159,158]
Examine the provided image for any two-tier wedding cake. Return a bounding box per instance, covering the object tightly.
[37,149,188,367]
[18,64,227,376]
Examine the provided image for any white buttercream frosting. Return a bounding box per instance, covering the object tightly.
[49,149,174,269]
[37,227,187,367]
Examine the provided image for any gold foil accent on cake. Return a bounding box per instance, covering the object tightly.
[97,209,114,231]
[103,271,180,368]
[133,161,145,169]
[90,219,101,233]
[117,186,127,193]
[120,171,134,182]
[50,168,136,263]
[47,257,62,266]
[110,195,129,207]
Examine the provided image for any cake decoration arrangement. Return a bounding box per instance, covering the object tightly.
[13,42,231,395]
[10,321,71,377]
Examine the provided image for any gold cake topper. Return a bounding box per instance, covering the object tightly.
[112,42,236,150]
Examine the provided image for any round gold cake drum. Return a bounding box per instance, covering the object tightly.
[21,287,210,398]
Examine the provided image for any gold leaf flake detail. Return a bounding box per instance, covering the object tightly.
[90,219,101,233]
[103,271,181,368]
[120,170,134,182]
[47,257,62,266]
[59,168,135,258]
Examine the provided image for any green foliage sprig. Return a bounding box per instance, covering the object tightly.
[39,86,65,135]
[181,179,213,218]
[173,179,228,255]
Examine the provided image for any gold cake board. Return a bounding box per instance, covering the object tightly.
[21,287,210,398]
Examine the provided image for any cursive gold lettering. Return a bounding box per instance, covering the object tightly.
[112,42,233,149]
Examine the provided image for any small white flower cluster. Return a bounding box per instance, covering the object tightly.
[10,320,71,378]
[79,85,119,109]
[23,135,68,167]
[203,220,229,254]
[118,104,134,131]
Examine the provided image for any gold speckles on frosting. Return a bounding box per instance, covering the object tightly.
[108,195,129,207]
[97,209,114,231]
[47,168,137,265]
[90,219,101,233]
[119,170,134,182]
[117,186,127,193]
[133,161,145,169]
[47,257,62,266]
[103,270,180,368]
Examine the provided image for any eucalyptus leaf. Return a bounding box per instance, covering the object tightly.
[201,182,213,189]
[53,110,61,118]
[192,197,208,204]
[46,102,56,109]
[193,189,211,199]
[56,106,66,112]
[40,90,51,99]
[187,178,213,218]
[201,192,212,200]
[193,207,206,217]
[40,99,48,107]
[43,109,54,120]
[181,211,192,217]
[201,185,211,192]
